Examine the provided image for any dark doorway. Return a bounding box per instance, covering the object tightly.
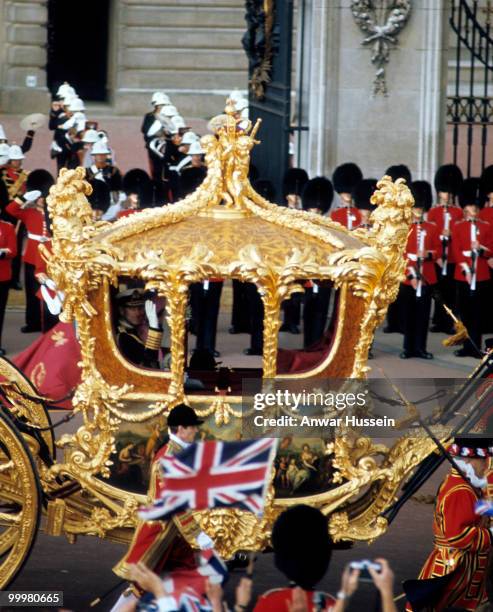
[47,0,110,101]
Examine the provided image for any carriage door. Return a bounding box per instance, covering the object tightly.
[447,0,493,176]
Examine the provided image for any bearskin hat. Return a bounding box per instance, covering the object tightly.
[434,164,463,195]
[458,177,481,208]
[272,505,332,591]
[253,179,276,202]
[123,168,153,208]
[179,166,207,198]
[123,168,151,194]
[385,164,412,185]
[282,168,309,198]
[332,163,363,194]
[26,169,55,198]
[301,177,334,213]
[352,178,377,211]
[410,181,433,212]
[480,165,493,198]
[88,179,110,212]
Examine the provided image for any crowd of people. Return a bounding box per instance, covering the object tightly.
[1,82,492,364]
[102,403,493,612]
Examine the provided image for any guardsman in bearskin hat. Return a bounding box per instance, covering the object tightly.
[254,505,337,611]
[330,163,363,230]
[112,403,212,610]
[115,289,163,369]
[279,168,310,334]
[428,164,464,334]
[352,178,377,229]
[404,437,493,611]
[88,180,111,221]
[451,178,493,358]
[282,167,309,210]
[0,145,29,290]
[6,169,53,333]
[399,181,440,360]
[115,169,153,220]
[302,177,334,348]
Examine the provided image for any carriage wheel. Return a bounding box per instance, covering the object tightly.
[0,410,42,588]
[0,356,55,462]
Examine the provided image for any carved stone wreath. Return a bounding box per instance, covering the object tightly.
[351,0,412,96]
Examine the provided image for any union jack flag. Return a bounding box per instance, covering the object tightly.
[144,550,227,611]
[139,438,277,521]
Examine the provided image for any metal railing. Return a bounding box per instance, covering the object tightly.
[448,0,493,175]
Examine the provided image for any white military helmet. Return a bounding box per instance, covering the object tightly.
[234,98,248,112]
[0,143,10,165]
[181,132,199,145]
[170,115,186,129]
[161,105,178,117]
[57,83,76,98]
[68,98,85,112]
[151,92,170,106]
[0,124,6,141]
[83,129,99,144]
[188,141,205,155]
[91,140,111,155]
[229,89,245,102]
[8,144,24,160]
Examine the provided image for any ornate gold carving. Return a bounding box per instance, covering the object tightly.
[2,103,427,576]
[46,499,66,537]
[350,176,414,376]
[0,414,41,589]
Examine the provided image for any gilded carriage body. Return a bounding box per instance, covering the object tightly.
[0,108,462,587]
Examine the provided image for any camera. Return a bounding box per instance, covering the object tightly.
[349,559,382,581]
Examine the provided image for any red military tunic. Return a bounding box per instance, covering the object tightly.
[0,221,17,282]
[406,470,492,611]
[117,209,140,219]
[255,588,336,612]
[403,221,440,287]
[5,199,48,265]
[451,219,493,283]
[113,438,198,581]
[427,205,463,264]
[479,206,493,226]
[329,206,361,230]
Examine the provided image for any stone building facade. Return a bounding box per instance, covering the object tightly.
[0,0,248,117]
[1,0,488,181]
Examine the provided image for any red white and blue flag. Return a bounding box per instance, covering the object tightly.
[138,549,227,611]
[138,438,277,520]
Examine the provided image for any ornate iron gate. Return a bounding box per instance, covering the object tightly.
[242,0,294,200]
[448,0,493,176]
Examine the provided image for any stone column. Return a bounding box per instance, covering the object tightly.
[299,0,448,182]
[0,0,49,113]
